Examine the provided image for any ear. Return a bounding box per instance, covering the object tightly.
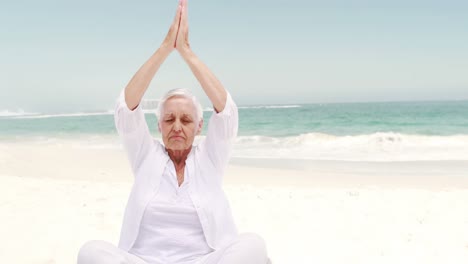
[157,121,162,133]
[197,119,203,135]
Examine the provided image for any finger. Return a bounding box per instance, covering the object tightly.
[172,0,182,28]
[172,1,183,47]
[181,0,188,28]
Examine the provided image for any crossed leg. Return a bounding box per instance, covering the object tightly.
[77,240,148,264]
[77,233,271,264]
[198,233,270,264]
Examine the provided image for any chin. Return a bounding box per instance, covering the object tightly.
[166,144,189,151]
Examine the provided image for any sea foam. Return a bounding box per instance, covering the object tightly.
[11,111,114,119]
[238,105,301,109]
[6,132,467,162]
[0,109,39,117]
[232,132,468,161]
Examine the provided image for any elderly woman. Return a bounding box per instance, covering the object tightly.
[77,1,269,264]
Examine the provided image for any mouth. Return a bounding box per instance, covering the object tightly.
[170,136,185,141]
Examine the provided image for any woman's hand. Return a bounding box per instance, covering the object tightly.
[175,0,191,55]
[123,1,183,110]
[161,0,183,52]
[173,0,228,112]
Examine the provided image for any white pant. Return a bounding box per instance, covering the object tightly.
[77,233,271,264]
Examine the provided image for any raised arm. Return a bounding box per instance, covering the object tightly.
[175,0,228,112]
[124,1,183,110]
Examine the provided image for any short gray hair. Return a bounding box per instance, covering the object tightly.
[155,88,203,122]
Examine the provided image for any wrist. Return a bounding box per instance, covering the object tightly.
[158,44,174,56]
[178,47,194,60]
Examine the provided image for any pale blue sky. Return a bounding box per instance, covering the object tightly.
[1,0,468,113]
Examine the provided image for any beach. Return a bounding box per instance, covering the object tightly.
[3,0,468,262]
[1,140,468,263]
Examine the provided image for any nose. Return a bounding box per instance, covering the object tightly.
[173,120,182,132]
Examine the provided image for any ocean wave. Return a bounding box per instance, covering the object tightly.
[3,131,467,161]
[238,105,302,109]
[12,111,114,119]
[0,109,40,117]
[232,132,468,161]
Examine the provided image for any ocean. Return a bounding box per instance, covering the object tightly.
[1,100,468,161]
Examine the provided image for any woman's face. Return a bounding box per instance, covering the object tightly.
[159,96,202,151]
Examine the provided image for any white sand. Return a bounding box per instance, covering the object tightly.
[1,142,468,263]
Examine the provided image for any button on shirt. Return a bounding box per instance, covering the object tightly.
[129,161,213,264]
[114,90,239,255]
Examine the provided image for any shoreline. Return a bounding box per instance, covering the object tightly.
[1,142,467,189]
[228,157,468,189]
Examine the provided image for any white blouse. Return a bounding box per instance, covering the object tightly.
[114,90,239,254]
[128,160,213,264]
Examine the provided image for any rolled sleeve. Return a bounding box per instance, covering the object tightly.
[114,90,146,134]
[202,92,238,171]
[114,90,154,174]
